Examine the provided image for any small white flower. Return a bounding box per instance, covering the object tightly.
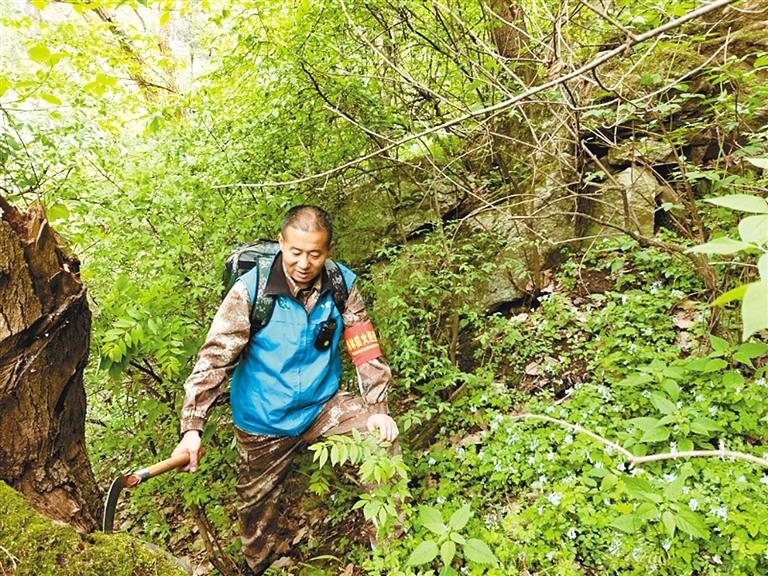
[710,505,728,521]
[663,473,676,483]
[671,289,684,299]
[709,406,718,415]
[689,498,699,511]
[528,455,536,465]
[427,458,436,466]
[436,496,445,504]
[695,394,704,402]
[564,434,574,445]
[760,475,768,485]
[456,447,465,457]
[669,442,678,454]
[567,528,577,539]
[676,401,682,409]
[712,555,722,565]
[545,551,555,561]
[642,390,652,399]
[617,462,627,472]
[682,486,689,494]
[649,281,661,294]
[621,295,629,304]
[547,451,555,461]
[479,395,488,404]
[547,492,563,506]
[737,475,746,483]
[756,378,767,387]
[494,462,502,472]
[609,538,621,556]
[469,406,477,413]
[662,540,672,552]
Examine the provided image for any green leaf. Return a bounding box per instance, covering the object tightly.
[463,538,498,566]
[450,532,466,545]
[709,334,730,353]
[742,281,768,340]
[686,237,751,255]
[640,425,670,443]
[705,194,768,214]
[675,508,709,539]
[448,505,471,531]
[745,157,768,170]
[735,341,768,359]
[47,203,69,222]
[691,417,721,435]
[662,380,680,401]
[28,43,51,64]
[421,507,448,537]
[39,92,62,106]
[440,540,456,566]
[624,477,663,503]
[758,254,768,281]
[610,514,644,533]
[160,10,172,26]
[662,510,676,537]
[406,540,439,566]
[0,77,11,98]
[650,393,676,415]
[713,284,748,306]
[738,215,768,245]
[629,417,660,431]
[32,0,48,9]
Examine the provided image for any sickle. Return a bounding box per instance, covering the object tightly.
[102,453,190,533]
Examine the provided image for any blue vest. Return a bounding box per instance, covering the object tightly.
[230,254,356,436]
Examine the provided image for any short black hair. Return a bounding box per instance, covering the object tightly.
[280,205,333,245]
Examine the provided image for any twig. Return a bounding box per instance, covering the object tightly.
[512,413,768,469]
[0,545,19,574]
[190,505,240,576]
[214,0,739,190]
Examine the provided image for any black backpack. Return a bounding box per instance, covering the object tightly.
[222,241,349,337]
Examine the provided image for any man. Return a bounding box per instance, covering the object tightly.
[172,205,398,574]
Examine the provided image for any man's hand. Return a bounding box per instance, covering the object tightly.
[367,413,399,443]
[172,430,202,472]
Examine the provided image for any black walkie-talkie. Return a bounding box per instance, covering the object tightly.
[314,319,337,351]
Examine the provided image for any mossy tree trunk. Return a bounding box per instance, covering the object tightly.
[0,195,100,532]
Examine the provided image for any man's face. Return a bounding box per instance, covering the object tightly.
[278,225,331,289]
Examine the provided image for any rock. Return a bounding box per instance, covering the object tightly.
[588,166,661,237]
[605,138,676,167]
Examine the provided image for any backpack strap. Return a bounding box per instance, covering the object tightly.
[324,258,349,314]
[251,255,278,337]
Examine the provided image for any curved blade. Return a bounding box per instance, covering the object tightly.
[102,475,128,533]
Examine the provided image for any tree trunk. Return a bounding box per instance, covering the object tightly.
[0,195,100,532]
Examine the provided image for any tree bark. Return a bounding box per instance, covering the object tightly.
[0,195,100,532]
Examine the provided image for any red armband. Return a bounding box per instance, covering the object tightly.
[344,320,382,367]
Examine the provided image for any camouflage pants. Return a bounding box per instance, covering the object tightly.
[235,391,379,573]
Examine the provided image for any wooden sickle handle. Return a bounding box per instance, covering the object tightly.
[126,453,191,487]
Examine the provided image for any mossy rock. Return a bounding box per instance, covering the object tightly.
[0,481,189,576]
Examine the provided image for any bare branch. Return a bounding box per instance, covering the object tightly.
[216,0,739,190]
[513,413,768,469]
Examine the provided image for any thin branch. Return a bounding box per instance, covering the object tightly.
[512,413,768,469]
[216,0,739,190]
